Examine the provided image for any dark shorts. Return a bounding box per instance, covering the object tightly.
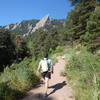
[41,72,51,79]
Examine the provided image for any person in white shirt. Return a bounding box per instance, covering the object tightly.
[37,53,53,97]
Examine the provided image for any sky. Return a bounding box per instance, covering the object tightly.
[0,0,73,26]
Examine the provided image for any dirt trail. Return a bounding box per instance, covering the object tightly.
[22,56,74,100]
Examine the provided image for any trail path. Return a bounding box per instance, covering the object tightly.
[22,56,74,100]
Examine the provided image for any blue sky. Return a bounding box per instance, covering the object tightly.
[0,0,73,26]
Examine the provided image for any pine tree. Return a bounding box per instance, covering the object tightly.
[82,7,100,52]
[66,0,99,42]
[0,29,15,70]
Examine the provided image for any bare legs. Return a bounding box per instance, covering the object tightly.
[44,77,49,94]
[41,75,49,96]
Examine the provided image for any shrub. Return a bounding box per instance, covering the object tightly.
[66,48,100,100]
[0,57,39,100]
[0,83,24,100]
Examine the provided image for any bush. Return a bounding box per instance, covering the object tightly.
[0,83,24,100]
[0,57,39,100]
[66,48,100,100]
[0,29,16,70]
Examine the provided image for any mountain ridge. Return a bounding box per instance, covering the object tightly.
[0,15,65,35]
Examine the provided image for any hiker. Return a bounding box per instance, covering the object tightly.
[37,53,53,97]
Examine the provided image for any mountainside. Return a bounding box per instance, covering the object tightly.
[2,20,39,35]
[1,15,65,35]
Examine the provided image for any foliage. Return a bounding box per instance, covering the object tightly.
[66,0,99,45]
[0,0,100,99]
[0,57,39,100]
[81,7,100,52]
[0,29,30,71]
[15,35,30,60]
[66,48,100,100]
[0,83,24,100]
[0,29,16,70]
[27,27,66,59]
[68,0,97,6]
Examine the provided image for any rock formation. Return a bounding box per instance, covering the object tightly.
[31,14,50,33]
[1,14,64,35]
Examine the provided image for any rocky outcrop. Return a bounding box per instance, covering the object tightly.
[31,14,50,33]
[11,22,21,30]
[4,25,10,30]
[1,15,64,35]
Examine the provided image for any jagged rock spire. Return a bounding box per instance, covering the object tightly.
[31,14,50,33]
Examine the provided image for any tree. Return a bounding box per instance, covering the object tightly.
[15,35,29,60]
[0,29,15,70]
[82,7,100,52]
[27,27,64,58]
[66,0,99,42]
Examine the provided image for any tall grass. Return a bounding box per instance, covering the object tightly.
[0,57,39,100]
[66,48,100,100]
[0,46,99,100]
[0,46,66,100]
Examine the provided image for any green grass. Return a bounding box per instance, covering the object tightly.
[0,46,65,100]
[0,45,99,100]
[65,47,100,100]
[0,57,39,100]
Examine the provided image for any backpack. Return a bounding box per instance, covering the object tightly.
[40,59,48,73]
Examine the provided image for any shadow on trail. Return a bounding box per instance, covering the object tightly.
[48,81,67,96]
[22,93,54,100]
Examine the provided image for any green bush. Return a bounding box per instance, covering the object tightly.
[0,83,24,100]
[66,48,100,100]
[0,57,39,100]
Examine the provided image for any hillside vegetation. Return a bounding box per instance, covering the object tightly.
[64,47,100,100]
[0,0,100,100]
